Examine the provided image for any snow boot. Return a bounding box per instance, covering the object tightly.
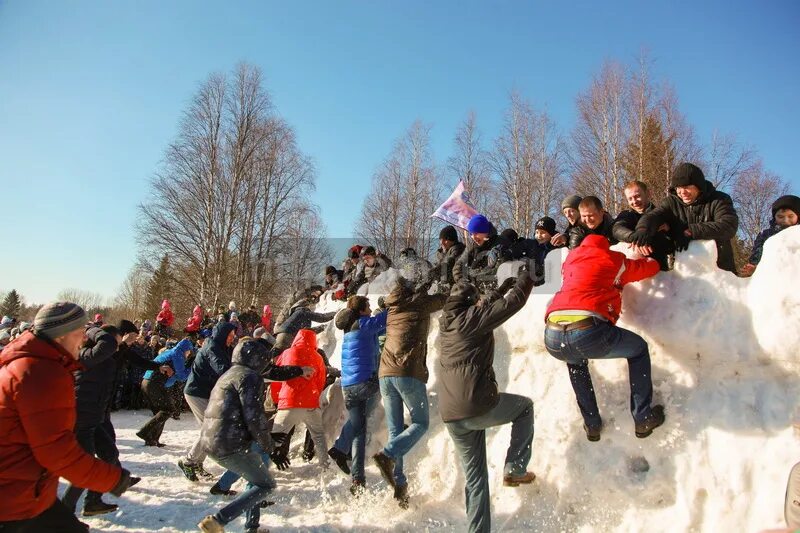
[328,447,350,475]
[82,500,118,516]
[394,483,409,510]
[635,405,665,438]
[350,479,366,497]
[196,463,215,479]
[583,422,602,442]
[302,430,316,462]
[198,515,225,533]
[503,471,536,487]
[372,452,396,488]
[178,460,200,482]
[210,482,238,497]
[129,476,142,487]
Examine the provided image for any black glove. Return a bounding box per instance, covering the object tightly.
[270,450,291,470]
[628,229,651,247]
[497,276,516,294]
[110,468,132,496]
[673,231,691,252]
[650,250,671,272]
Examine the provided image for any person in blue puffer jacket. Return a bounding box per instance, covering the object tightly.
[334,295,387,495]
[136,338,194,446]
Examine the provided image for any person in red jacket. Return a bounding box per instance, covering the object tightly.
[270,329,328,470]
[156,299,175,336]
[260,305,273,335]
[0,302,132,532]
[185,304,203,335]
[543,235,666,442]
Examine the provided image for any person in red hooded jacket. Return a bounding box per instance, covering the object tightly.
[260,305,273,335]
[543,234,665,442]
[270,329,328,470]
[0,302,132,532]
[185,305,203,335]
[156,299,175,337]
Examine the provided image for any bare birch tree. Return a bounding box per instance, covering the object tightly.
[448,111,495,216]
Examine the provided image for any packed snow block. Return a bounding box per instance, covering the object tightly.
[748,226,800,364]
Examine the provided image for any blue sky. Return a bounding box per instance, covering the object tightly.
[1,0,798,304]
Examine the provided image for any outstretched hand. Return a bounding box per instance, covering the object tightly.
[159,365,174,377]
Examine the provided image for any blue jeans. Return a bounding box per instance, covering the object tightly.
[445,393,534,533]
[544,318,653,426]
[209,445,276,530]
[379,376,430,487]
[342,379,380,483]
[215,445,269,492]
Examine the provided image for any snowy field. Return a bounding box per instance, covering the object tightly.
[71,227,800,532]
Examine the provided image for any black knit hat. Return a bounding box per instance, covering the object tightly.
[671,162,706,188]
[561,195,582,211]
[500,228,519,242]
[535,216,557,236]
[439,225,458,243]
[118,319,139,336]
[772,194,800,219]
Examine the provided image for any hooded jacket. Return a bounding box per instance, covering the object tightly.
[184,322,237,399]
[270,330,327,409]
[636,180,739,272]
[428,241,466,289]
[546,235,660,324]
[437,272,533,422]
[143,338,193,388]
[0,332,122,521]
[156,300,175,327]
[73,327,119,428]
[200,339,273,458]
[261,305,273,332]
[185,305,203,333]
[338,309,387,387]
[379,283,446,383]
[274,301,336,339]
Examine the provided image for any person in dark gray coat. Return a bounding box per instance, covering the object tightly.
[199,338,308,533]
[438,269,535,533]
[272,297,336,354]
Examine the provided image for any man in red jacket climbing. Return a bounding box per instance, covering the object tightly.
[543,235,666,442]
[0,302,133,532]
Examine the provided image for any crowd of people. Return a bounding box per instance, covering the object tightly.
[0,161,798,532]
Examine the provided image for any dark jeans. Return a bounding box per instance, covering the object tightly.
[209,445,275,530]
[61,419,119,511]
[342,378,380,483]
[445,393,534,533]
[544,318,653,427]
[138,376,176,443]
[0,500,87,532]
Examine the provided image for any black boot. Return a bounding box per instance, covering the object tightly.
[372,451,396,488]
[82,499,118,517]
[302,430,316,462]
[328,447,350,475]
[394,483,409,509]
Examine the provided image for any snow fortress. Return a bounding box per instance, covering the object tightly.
[312,226,800,532]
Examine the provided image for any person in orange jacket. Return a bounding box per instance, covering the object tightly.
[0,302,133,531]
[270,329,328,470]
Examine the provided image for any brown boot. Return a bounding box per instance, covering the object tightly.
[503,471,536,487]
[635,405,665,438]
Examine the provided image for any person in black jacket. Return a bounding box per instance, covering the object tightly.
[197,338,310,533]
[632,162,739,273]
[567,196,617,249]
[272,296,336,354]
[178,321,237,485]
[453,214,512,294]
[551,195,582,247]
[428,225,466,294]
[62,321,159,516]
[438,269,535,533]
[742,194,799,275]
[613,181,686,271]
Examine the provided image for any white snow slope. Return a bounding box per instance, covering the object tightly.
[72,227,800,532]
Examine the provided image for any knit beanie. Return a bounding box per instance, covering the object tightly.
[118,319,139,336]
[325,265,337,276]
[561,195,582,211]
[33,302,87,340]
[500,228,519,242]
[467,214,492,235]
[771,194,800,219]
[535,216,557,236]
[671,162,706,188]
[439,225,459,243]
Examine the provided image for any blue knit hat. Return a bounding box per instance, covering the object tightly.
[467,214,492,235]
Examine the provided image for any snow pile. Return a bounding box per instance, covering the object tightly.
[84,228,800,532]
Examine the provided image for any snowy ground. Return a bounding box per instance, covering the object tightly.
[70,227,800,532]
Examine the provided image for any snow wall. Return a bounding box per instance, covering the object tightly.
[311,226,800,532]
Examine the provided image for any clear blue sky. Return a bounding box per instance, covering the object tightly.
[1,0,798,304]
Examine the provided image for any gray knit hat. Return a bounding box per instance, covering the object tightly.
[561,195,583,211]
[33,302,87,340]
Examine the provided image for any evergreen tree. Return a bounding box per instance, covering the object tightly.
[143,256,172,320]
[0,289,22,318]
